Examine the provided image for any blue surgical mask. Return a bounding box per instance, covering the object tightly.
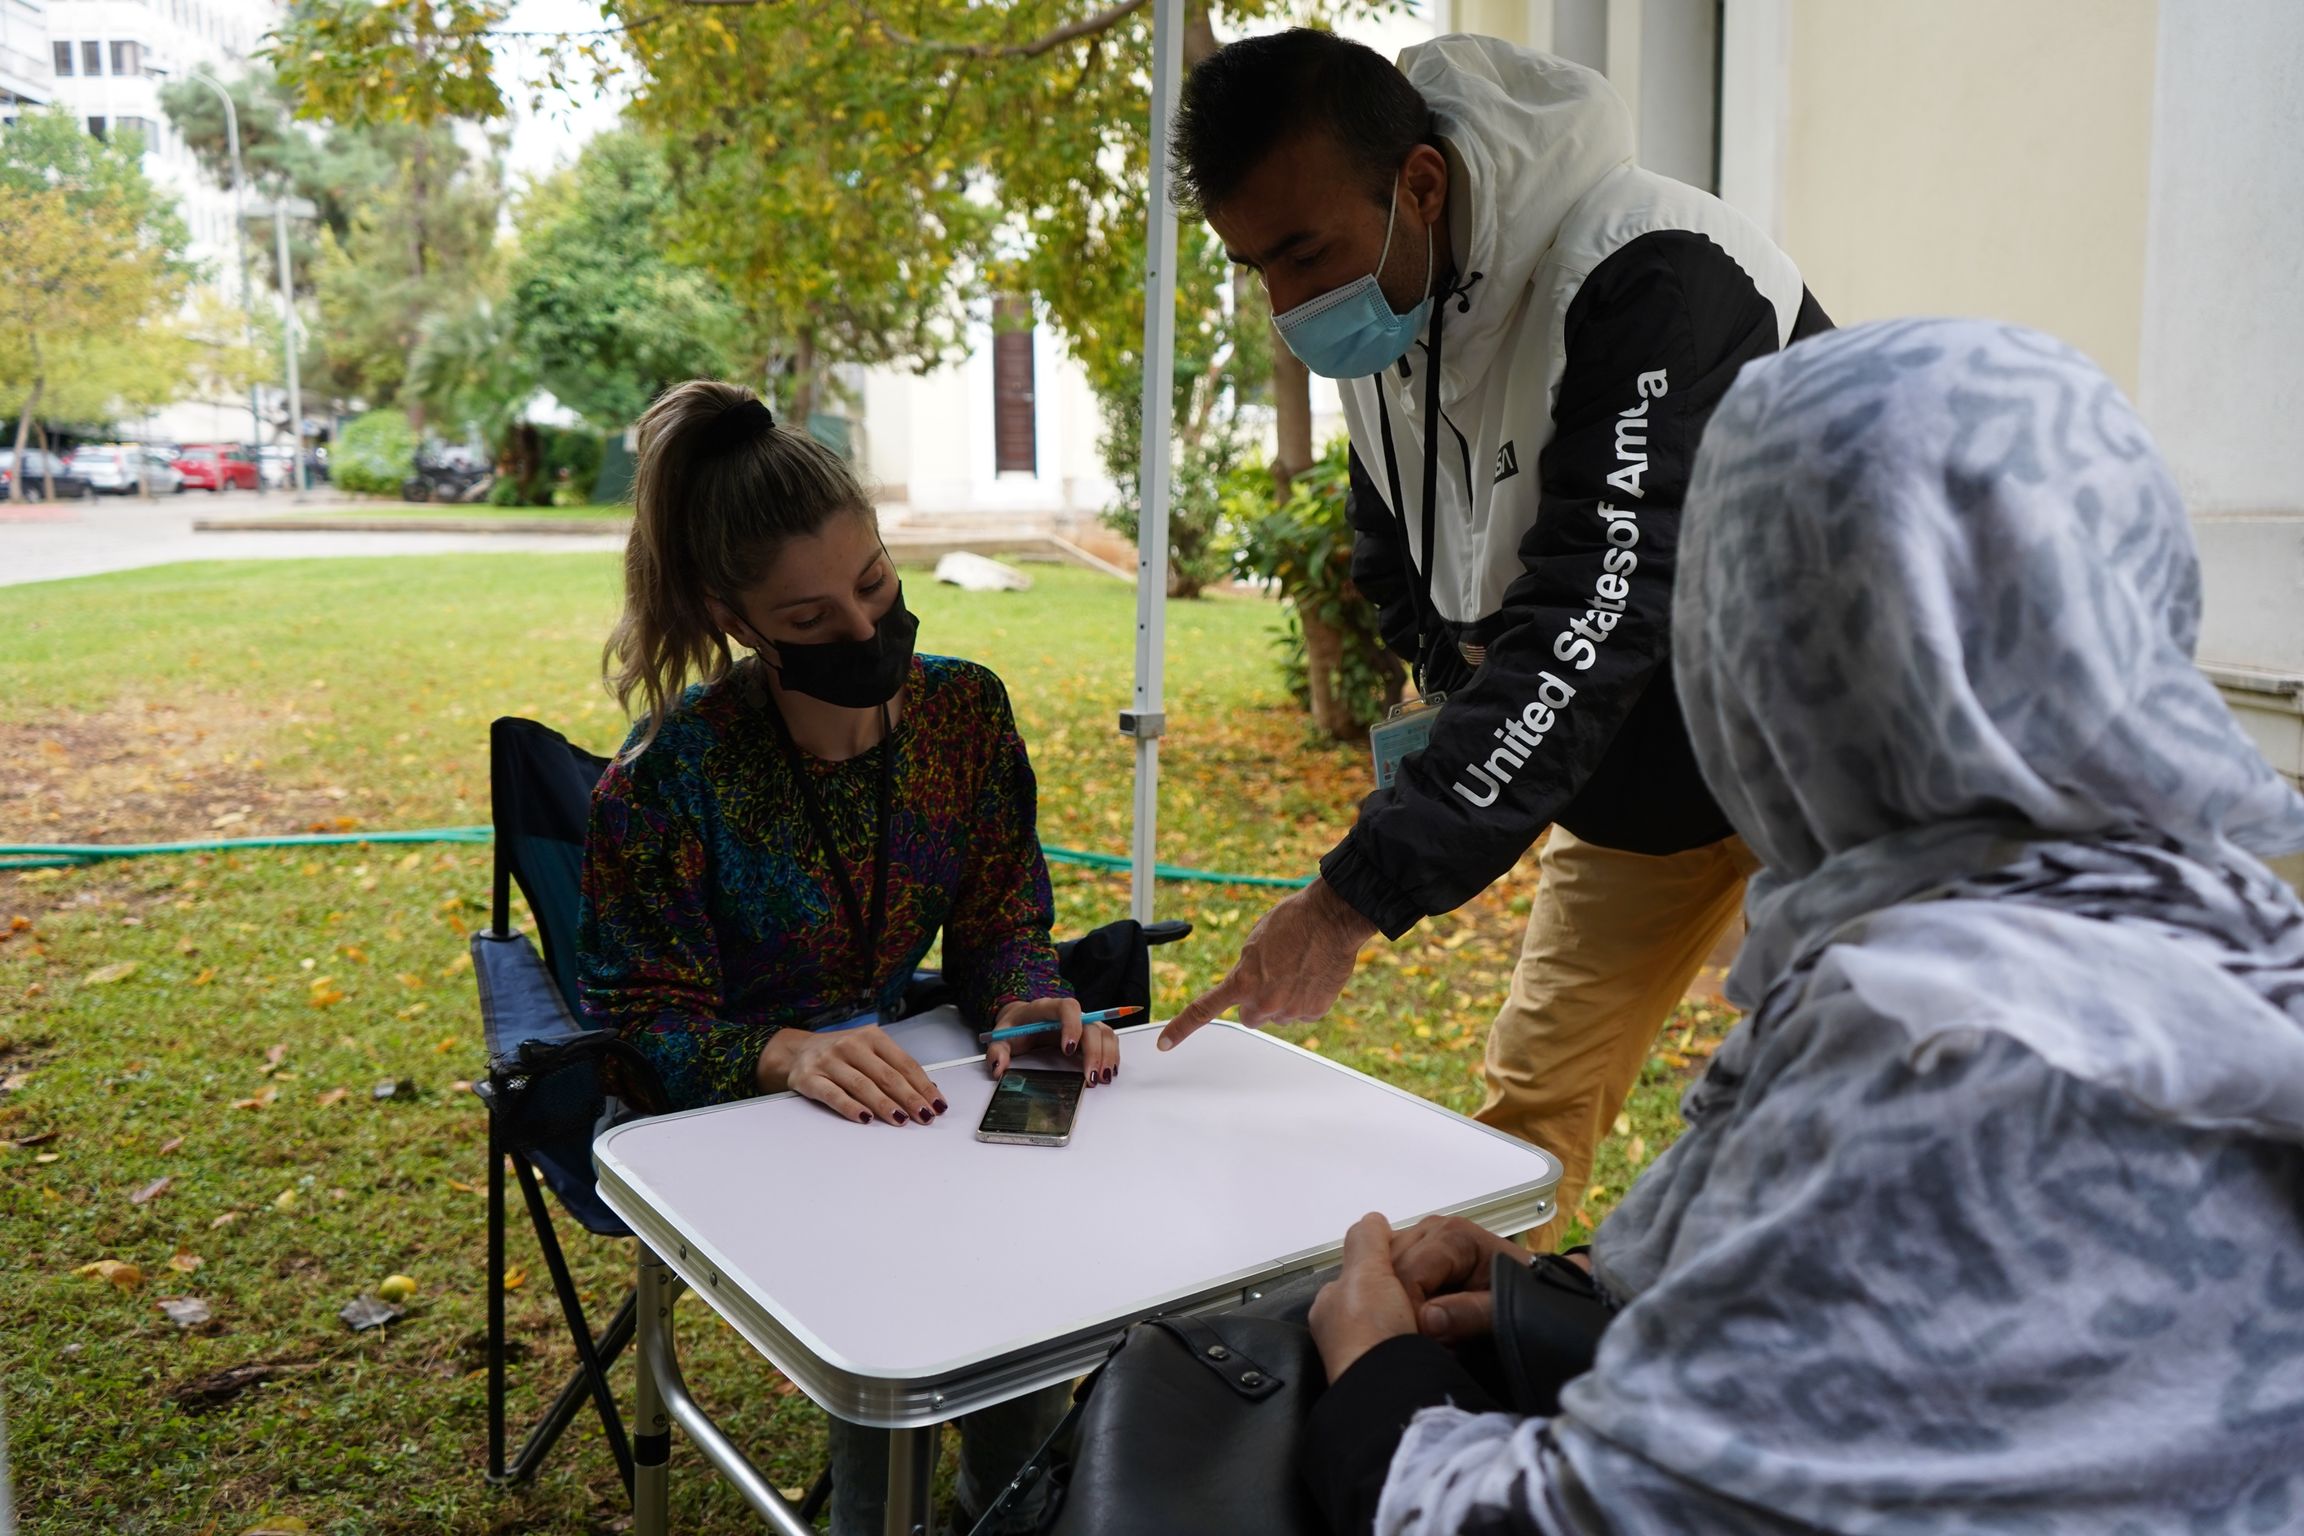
[1271,182,1434,379]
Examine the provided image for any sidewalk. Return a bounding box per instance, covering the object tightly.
[0,492,626,587]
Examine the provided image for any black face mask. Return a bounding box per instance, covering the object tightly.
[750,582,919,709]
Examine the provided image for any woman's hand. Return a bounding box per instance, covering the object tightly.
[985,996,1119,1085]
[1309,1213,1421,1382]
[757,1024,945,1127]
[1386,1214,1536,1344]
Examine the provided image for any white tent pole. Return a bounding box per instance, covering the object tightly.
[1122,0,1186,925]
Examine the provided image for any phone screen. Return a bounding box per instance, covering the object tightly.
[976,1069,1085,1141]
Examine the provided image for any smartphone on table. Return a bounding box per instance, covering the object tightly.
[975,1068,1085,1147]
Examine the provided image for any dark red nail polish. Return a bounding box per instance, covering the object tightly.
[933,1099,948,1114]
[918,1107,933,1121]
[894,1111,908,1123]
[858,1111,872,1123]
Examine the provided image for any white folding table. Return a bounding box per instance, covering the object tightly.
[594,1019,1560,1536]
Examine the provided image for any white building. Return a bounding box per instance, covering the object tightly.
[14,0,279,444]
[0,0,47,108]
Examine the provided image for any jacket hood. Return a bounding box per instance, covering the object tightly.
[1398,34,1634,396]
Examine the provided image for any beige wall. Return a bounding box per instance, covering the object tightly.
[1778,0,2158,394]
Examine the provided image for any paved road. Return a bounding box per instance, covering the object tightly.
[0,492,625,588]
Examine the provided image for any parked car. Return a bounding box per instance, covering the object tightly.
[71,445,186,495]
[255,444,329,490]
[175,444,261,493]
[0,449,94,501]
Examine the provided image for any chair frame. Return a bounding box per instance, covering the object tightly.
[482,853,642,1495]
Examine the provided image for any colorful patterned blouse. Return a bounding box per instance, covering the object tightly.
[576,654,1069,1109]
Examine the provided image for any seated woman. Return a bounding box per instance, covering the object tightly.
[1300,319,2304,1534]
[577,380,1114,1534]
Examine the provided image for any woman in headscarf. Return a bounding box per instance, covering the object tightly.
[1299,318,2304,1534]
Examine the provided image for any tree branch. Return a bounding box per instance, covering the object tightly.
[493,0,1151,53]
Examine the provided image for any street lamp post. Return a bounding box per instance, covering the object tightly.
[271,195,309,493]
[176,68,265,494]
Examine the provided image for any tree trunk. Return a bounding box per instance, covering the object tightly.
[1301,610,1355,740]
[33,417,55,499]
[12,362,37,473]
[789,330,819,426]
[1182,2,1221,66]
[1270,344,1313,500]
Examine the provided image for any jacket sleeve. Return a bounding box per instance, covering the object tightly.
[577,761,776,1108]
[1321,240,1735,938]
[1346,445,1424,667]
[1303,1335,1504,1536]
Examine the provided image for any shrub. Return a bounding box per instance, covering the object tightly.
[333,412,418,497]
[541,427,604,504]
[1234,436,1405,740]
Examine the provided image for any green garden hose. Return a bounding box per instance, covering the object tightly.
[0,829,1313,888]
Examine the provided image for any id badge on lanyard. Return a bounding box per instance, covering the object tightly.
[1369,692,1448,789]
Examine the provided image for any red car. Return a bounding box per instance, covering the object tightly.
[175,445,260,492]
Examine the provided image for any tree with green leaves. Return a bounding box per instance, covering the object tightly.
[267,0,1381,596]
[506,128,739,430]
[161,65,507,419]
[0,112,195,479]
[269,0,1373,435]
[307,128,505,416]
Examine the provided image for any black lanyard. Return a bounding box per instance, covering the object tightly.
[765,696,896,987]
[1374,282,1451,693]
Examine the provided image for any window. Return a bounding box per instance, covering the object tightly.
[110,40,140,76]
[86,116,107,140]
[53,39,74,75]
[992,296,1037,476]
[117,115,154,143]
[81,40,102,75]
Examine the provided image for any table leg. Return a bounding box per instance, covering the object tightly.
[883,1423,938,1536]
[633,1245,674,1536]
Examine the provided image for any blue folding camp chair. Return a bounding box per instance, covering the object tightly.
[472,716,697,1502]
[471,715,1189,1511]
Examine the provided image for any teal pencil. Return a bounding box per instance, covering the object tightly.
[976,1006,1143,1044]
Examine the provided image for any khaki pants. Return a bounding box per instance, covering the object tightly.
[1476,826,1760,1249]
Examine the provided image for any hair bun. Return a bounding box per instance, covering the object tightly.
[698,396,777,455]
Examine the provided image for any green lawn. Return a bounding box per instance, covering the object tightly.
[0,555,1729,1534]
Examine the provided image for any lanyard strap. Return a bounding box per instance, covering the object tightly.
[766,697,896,987]
[1374,285,1451,693]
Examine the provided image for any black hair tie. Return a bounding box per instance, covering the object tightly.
[699,396,776,454]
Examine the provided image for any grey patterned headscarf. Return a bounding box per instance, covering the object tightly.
[1674,317,2304,1139]
[1371,321,2304,1536]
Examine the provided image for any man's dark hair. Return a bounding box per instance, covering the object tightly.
[1170,28,1434,216]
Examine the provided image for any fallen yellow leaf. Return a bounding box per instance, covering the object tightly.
[314,1087,349,1107]
[273,1189,298,1212]
[190,967,217,986]
[168,1251,204,1274]
[81,962,139,987]
[72,1259,145,1290]
[501,1266,527,1292]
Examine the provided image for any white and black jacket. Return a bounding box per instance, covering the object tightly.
[1319,35,1832,939]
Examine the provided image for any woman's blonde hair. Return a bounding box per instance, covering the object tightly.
[604,380,873,758]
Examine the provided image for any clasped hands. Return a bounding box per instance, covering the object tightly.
[1309,1214,1586,1382]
